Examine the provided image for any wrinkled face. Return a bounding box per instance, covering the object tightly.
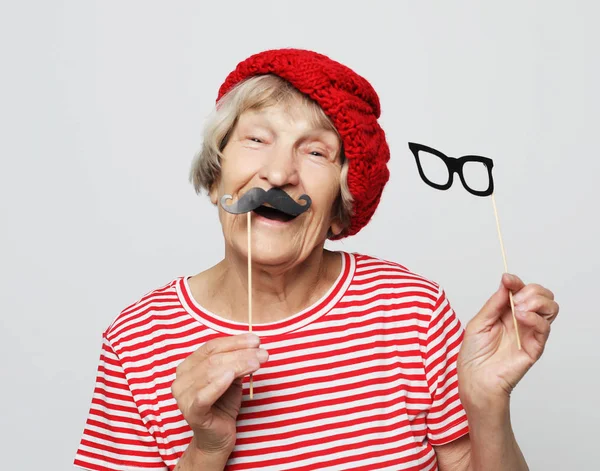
[210,100,343,267]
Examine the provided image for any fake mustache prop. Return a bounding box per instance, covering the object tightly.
[218,187,311,399]
[220,187,312,217]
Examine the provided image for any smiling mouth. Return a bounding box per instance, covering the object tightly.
[253,205,297,222]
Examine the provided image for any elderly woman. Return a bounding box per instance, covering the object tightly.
[75,49,559,471]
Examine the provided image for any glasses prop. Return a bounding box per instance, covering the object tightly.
[408,142,521,350]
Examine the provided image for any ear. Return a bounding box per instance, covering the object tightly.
[209,182,219,206]
[329,218,344,237]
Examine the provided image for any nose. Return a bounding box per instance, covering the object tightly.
[258,145,300,188]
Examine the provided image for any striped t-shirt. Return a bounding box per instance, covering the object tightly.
[74,252,469,471]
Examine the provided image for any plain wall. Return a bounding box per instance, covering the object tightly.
[1,1,598,469]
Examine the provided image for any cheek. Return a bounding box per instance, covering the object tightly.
[302,167,341,209]
[217,165,249,195]
[218,209,241,240]
[222,146,263,177]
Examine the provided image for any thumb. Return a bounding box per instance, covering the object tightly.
[501,272,526,293]
[470,274,524,328]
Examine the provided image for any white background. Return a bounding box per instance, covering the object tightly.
[1,1,598,469]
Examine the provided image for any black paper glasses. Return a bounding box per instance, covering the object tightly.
[408,142,495,197]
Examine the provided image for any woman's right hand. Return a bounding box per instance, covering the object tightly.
[171,333,268,464]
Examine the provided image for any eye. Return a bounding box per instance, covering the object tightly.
[248,137,263,143]
[309,150,326,158]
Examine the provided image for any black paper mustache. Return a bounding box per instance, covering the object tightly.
[220,188,312,216]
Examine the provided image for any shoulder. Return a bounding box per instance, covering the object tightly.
[349,251,442,303]
[103,277,185,349]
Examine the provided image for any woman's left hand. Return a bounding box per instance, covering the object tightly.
[457,273,559,412]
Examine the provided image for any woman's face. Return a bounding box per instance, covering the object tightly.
[210,100,343,268]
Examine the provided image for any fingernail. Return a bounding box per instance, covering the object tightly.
[256,349,269,362]
[246,333,260,347]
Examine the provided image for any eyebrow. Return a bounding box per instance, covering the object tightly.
[303,132,338,153]
[243,110,334,132]
[241,113,337,140]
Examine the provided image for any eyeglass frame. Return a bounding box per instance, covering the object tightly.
[408,142,495,197]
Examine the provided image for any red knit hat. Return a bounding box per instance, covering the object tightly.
[216,48,390,238]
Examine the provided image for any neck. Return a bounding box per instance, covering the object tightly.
[211,246,340,325]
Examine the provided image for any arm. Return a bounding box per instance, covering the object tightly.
[74,335,169,471]
[170,334,268,470]
[435,274,558,471]
[434,404,527,471]
[174,437,228,471]
[464,402,527,471]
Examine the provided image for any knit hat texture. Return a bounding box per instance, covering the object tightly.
[217,48,390,238]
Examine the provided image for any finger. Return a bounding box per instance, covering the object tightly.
[516,310,552,360]
[198,333,261,359]
[516,309,551,341]
[513,283,555,304]
[469,279,510,328]
[502,273,526,293]
[175,347,268,395]
[187,354,263,405]
[176,354,263,422]
[178,333,261,376]
[514,294,560,323]
[185,370,236,428]
[215,377,245,421]
[207,348,269,377]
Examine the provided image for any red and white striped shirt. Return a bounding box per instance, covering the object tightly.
[75,252,469,471]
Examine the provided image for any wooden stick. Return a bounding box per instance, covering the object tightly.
[247,211,254,398]
[491,193,522,350]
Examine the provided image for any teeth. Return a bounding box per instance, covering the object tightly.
[254,205,294,221]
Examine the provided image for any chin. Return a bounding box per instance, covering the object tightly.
[251,236,304,266]
[225,219,327,266]
[251,229,327,266]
